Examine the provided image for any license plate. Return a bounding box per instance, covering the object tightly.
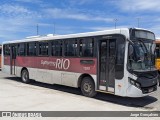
[148,88,154,92]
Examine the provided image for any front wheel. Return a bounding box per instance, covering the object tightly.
[21,69,30,83]
[81,77,97,97]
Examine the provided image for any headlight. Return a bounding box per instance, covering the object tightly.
[135,82,141,89]
[130,79,135,85]
[129,78,141,89]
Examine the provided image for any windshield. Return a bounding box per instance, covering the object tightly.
[128,40,156,71]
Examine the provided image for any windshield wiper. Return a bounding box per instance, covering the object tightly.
[128,39,134,45]
[138,39,153,70]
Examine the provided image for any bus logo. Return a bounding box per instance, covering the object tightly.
[41,59,70,70]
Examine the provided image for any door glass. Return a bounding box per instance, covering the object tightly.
[99,41,107,86]
[108,40,116,88]
[99,39,116,91]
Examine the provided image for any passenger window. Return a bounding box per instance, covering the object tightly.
[51,40,62,56]
[18,43,25,56]
[80,38,94,57]
[64,39,78,56]
[156,44,160,58]
[39,42,48,56]
[3,45,10,56]
[27,42,36,56]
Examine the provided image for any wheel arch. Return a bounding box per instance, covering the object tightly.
[77,73,95,88]
[21,67,28,77]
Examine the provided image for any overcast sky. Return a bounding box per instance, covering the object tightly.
[0,0,160,43]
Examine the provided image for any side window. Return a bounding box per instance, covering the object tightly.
[64,39,78,56]
[156,44,160,58]
[51,40,62,56]
[3,45,10,56]
[115,37,125,79]
[80,38,94,57]
[27,42,36,56]
[18,43,25,56]
[39,42,48,56]
[116,43,125,64]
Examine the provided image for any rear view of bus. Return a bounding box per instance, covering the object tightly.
[1,28,158,98]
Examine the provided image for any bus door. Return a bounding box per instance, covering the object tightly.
[98,39,116,92]
[10,45,17,75]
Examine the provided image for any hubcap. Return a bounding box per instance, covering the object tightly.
[83,82,92,93]
[22,71,28,82]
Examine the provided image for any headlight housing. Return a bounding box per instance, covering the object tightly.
[129,78,141,89]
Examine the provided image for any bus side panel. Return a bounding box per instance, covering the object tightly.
[15,57,97,74]
[16,66,96,88]
[16,66,22,77]
[2,56,11,74]
[15,56,97,88]
[2,65,11,74]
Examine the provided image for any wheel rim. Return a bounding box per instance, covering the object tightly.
[83,82,92,93]
[22,71,28,82]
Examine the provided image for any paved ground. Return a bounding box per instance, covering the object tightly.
[0,71,159,120]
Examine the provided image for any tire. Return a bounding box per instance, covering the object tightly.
[21,69,30,83]
[81,77,97,97]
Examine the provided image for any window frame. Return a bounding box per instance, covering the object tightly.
[3,44,11,56]
[38,41,49,56]
[64,39,78,57]
[51,40,62,57]
[27,42,37,56]
[79,37,95,58]
[18,43,26,56]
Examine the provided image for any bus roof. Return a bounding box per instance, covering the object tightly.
[2,28,152,44]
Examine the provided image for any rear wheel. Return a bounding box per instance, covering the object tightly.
[81,77,97,97]
[21,69,30,83]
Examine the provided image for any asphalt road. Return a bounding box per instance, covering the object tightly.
[0,70,160,119]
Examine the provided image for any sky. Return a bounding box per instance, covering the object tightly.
[0,0,160,43]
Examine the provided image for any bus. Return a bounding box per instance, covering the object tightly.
[155,39,160,70]
[155,39,160,85]
[1,28,158,97]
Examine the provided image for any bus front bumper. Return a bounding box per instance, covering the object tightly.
[126,84,157,97]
